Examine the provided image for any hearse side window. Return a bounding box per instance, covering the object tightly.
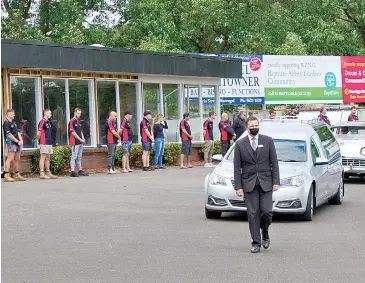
[315,126,340,160]
[310,140,320,163]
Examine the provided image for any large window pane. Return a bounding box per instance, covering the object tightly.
[184,85,202,141]
[68,79,92,146]
[119,82,138,143]
[162,84,179,142]
[143,83,160,116]
[43,78,67,146]
[10,77,37,148]
[97,81,116,142]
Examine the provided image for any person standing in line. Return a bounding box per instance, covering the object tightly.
[69,108,88,177]
[219,113,236,157]
[232,110,246,140]
[105,111,120,174]
[119,110,134,173]
[37,109,58,179]
[203,111,216,168]
[152,114,168,170]
[318,106,331,126]
[2,109,27,182]
[180,112,193,169]
[269,109,276,119]
[140,111,154,171]
[348,106,359,121]
[234,116,280,253]
[288,107,298,119]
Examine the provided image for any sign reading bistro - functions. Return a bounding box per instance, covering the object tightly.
[264,55,343,104]
[341,56,365,103]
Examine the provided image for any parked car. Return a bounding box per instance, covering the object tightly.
[204,119,344,221]
[331,121,365,179]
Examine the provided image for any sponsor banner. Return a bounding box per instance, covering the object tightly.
[341,56,365,103]
[218,54,265,104]
[264,55,343,104]
[191,53,265,105]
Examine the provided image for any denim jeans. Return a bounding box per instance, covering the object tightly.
[107,144,117,169]
[154,138,165,167]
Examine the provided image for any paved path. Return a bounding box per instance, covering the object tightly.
[2,168,365,283]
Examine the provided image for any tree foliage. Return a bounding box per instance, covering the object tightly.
[2,0,365,55]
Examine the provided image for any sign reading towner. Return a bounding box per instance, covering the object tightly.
[186,54,265,105]
[341,56,365,103]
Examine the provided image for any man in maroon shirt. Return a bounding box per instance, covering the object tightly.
[105,111,120,174]
[140,111,154,171]
[119,110,134,173]
[348,106,359,121]
[37,109,57,179]
[203,111,216,167]
[180,112,193,169]
[219,113,236,156]
[2,109,26,182]
[69,108,88,177]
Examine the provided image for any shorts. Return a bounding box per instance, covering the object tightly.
[122,141,133,153]
[40,144,53,155]
[181,140,192,155]
[7,144,22,152]
[142,141,152,151]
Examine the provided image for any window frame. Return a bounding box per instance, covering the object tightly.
[314,125,341,161]
[9,75,42,150]
[310,138,321,164]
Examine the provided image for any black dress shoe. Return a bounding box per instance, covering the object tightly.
[262,239,270,249]
[78,170,89,176]
[251,246,261,253]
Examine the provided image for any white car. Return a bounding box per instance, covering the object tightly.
[204,119,344,221]
[331,121,365,179]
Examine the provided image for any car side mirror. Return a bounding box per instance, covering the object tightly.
[212,154,223,162]
[314,157,329,166]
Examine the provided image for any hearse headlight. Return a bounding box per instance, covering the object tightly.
[280,175,304,187]
[208,173,227,186]
[360,147,365,156]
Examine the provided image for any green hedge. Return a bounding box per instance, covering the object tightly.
[115,143,181,167]
[30,143,182,173]
[30,146,71,173]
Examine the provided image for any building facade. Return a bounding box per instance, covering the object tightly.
[1,40,241,153]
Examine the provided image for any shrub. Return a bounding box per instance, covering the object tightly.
[30,146,72,173]
[30,143,182,173]
[115,142,181,168]
[199,140,222,159]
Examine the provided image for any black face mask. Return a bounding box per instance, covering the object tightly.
[249,128,259,136]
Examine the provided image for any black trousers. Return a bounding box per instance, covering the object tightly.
[245,184,273,247]
[221,140,231,156]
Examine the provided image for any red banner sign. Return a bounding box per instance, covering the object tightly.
[341,56,365,103]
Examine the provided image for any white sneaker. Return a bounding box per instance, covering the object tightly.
[204,163,210,168]
[209,163,216,168]
[108,169,116,174]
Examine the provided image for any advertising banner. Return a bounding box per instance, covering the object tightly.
[264,55,343,104]
[218,54,265,105]
[341,56,365,103]
[187,54,265,105]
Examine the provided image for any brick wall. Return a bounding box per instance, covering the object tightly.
[16,144,204,173]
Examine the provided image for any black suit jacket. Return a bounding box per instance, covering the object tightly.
[234,134,280,193]
[232,118,246,139]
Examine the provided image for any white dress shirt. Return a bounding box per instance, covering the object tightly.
[248,133,259,148]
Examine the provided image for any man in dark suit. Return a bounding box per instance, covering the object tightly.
[232,110,246,139]
[233,116,280,253]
